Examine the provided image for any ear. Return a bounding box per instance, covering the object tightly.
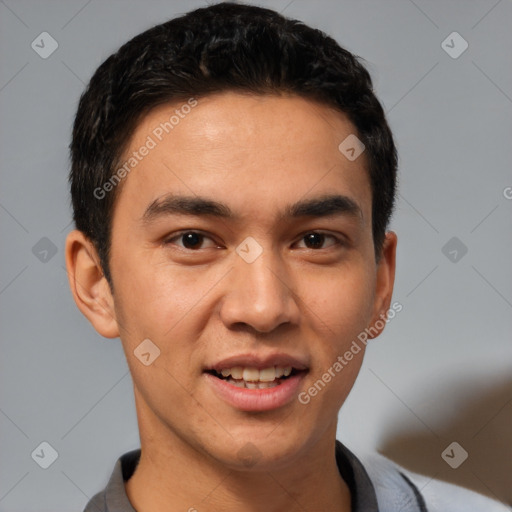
[65,230,119,338]
[368,231,397,339]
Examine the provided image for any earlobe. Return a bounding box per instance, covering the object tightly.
[368,231,397,339]
[65,230,119,339]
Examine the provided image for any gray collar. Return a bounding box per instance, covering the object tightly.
[85,440,379,512]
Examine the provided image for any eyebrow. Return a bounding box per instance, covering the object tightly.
[141,193,363,224]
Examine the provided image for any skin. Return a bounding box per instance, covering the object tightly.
[66,92,397,512]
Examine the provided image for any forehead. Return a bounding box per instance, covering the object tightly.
[113,92,372,228]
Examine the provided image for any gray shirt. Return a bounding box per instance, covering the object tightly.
[83,440,422,511]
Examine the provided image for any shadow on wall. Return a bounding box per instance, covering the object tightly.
[378,378,512,506]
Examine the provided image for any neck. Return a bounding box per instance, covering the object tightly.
[125,394,351,512]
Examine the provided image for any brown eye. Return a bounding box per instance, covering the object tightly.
[296,232,341,250]
[304,233,324,249]
[164,231,217,250]
[181,232,203,249]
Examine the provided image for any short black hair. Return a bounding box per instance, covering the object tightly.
[69,1,397,287]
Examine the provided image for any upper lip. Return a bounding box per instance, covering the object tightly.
[205,353,309,372]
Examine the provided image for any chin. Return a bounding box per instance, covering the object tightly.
[207,430,311,472]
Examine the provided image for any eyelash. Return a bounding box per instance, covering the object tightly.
[163,230,344,251]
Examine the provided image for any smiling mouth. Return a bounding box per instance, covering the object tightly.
[205,366,303,389]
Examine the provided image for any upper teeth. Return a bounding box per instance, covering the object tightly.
[219,366,292,381]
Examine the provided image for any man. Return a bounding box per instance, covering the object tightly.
[65,2,507,511]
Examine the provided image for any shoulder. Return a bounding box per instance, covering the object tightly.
[360,452,509,512]
[83,490,106,512]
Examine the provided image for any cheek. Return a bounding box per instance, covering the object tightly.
[113,262,212,416]
[300,263,376,346]
[112,254,219,339]
[298,271,372,415]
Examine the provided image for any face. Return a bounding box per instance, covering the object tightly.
[69,91,396,471]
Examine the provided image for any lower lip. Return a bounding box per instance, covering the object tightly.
[204,372,306,412]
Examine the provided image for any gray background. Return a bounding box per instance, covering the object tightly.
[0,0,511,510]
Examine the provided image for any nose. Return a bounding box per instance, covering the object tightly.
[219,248,300,333]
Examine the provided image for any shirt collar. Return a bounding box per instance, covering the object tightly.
[101,440,379,512]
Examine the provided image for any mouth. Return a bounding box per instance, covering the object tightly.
[203,354,309,412]
[205,365,304,390]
